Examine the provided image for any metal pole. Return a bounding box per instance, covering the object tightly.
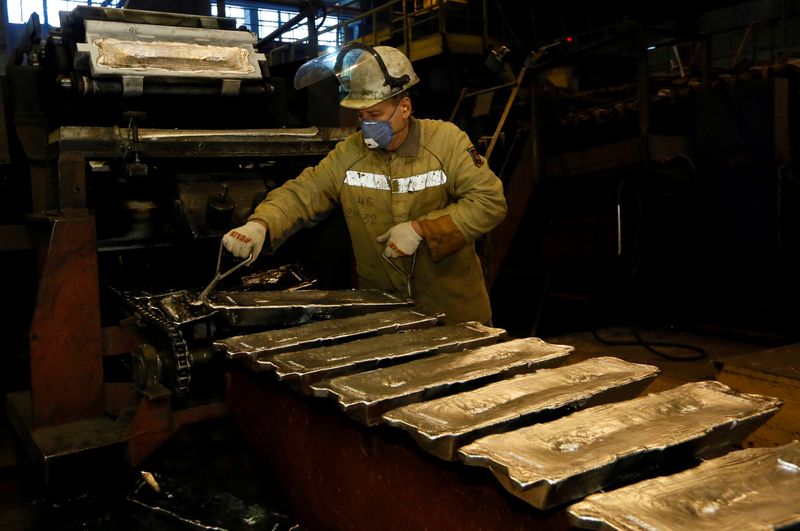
[307,6,319,57]
[638,29,650,162]
[485,67,526,162]
[402,0,410,56]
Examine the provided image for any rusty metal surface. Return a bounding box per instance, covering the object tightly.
[311,337,574,426]
[29,216,105,427]
[262,323,507,392]
[384,357,660,461]
[125,400,228,468]
[226,366,572,531]
[216,307,443,360]
[101,325,146,357]
[458,380,783,510]
[57,151,87,210]
[6,391,125,483]
[568,441,800,531]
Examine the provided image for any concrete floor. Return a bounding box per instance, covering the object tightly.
[545,326,768,394]
[0,326,779,530]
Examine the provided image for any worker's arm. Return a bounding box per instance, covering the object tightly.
[247,137,359,253]
[417,124,507,261]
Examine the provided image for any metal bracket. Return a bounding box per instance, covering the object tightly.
[122,75,144,97]
[221,78,242,97]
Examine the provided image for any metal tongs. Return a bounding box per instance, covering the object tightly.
[191,240,253,306]
[381,250,417,299]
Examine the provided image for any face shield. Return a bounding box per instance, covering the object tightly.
[293,44,419,109]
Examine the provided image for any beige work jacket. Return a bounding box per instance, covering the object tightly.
[249,117,507,324]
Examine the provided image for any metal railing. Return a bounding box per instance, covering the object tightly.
[266,0,484,65]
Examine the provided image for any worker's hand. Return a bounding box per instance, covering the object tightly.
[222,221,267,262]
[377,221,422,258]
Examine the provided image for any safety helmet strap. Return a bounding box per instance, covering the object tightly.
[333,43,410,90]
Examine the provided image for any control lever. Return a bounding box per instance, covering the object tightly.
[381,251,417,300]
[123,111,148,177]
[191,240,253,306]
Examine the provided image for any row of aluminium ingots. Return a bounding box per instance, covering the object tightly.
[199,294,798,530]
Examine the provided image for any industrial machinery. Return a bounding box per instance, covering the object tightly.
[3,5,362,480]
[4,6,798,529]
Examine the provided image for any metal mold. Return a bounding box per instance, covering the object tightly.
[215,307,443,360]
[261,322,507,393]
[383,357,659,460]
[79,19,266,79]
[144,289,410,327]
[312,337,574,426]
[568,441,800,531]
[207,289,412,327]
[145,290,215,326]
[458,380,783,510]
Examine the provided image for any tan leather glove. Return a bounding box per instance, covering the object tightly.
[222,221,266,262]
[377,221,422,258]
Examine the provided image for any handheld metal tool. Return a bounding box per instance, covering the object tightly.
[191,240,253,306]
[381,250,417,299]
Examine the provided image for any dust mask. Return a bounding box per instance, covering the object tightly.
[361,104,403,149]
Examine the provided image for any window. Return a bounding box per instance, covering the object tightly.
[8,0,104,26]
[46,0,90,27]
[220,4,247,29]
[8,0,42,24]
[257,8,279,38]
[7,0,346,45]
[215,2,344,45]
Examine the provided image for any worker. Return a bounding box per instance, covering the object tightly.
[222,44,507,324]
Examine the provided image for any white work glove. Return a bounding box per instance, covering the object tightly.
[222,221,266,262]
[377,221,422,258]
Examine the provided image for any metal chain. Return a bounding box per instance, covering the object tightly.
[110,287,193,396]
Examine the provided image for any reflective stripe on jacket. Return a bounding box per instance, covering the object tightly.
[249,117,507,324]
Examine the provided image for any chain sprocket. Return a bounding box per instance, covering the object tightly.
[111,287,192,396]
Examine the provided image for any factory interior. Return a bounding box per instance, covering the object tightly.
[1,0,800,529]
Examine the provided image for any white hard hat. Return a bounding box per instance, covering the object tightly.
[339,46,419,109]
[294,44,419,109]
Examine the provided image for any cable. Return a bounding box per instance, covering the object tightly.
[592,169,708,362]
[592,325,708,361]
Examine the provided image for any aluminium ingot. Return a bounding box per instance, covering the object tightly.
[311,337,574,426]
[458,380,782,510]
[215,307,443,360]
[94,37,254,75]
[207,289,412,327]
[79,19,266,79]
[262,322,506,393]
[151,289,411,327]
[383,356,659,461]
[568,441,800,531]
